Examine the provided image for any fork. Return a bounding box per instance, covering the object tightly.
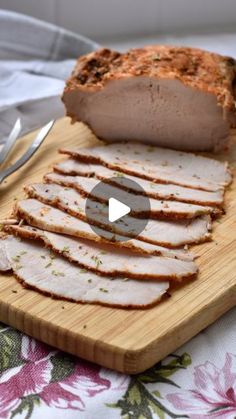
[0,119,54,185]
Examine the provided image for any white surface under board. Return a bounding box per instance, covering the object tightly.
[1,0,236,41]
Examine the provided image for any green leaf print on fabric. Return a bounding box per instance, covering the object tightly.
[108,353,191,419]
[0,324,25,372]
[0,329,111,418]
[50,352,75,383]
[11,395,40,419]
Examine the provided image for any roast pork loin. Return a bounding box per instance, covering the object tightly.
[15,199,212,248]
[6,225,198,282]
[43,175,219,219]
[14,199,193,259]
[0,241,11,271]
[0,236,169,308]
[62,46,236,152]
[61,142,231,191]
[54,159,225,207]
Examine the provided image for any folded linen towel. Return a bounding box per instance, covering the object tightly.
[0,10,99,144]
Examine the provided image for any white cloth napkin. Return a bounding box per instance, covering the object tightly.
[0,9,99,144]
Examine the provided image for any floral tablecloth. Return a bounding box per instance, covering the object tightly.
[1,9,236,419]
[1,305,235,419]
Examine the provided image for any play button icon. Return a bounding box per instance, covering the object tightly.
[85,176,150,242]
[108,197,130,222]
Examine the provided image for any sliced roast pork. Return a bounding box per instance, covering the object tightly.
[0,236,169,308]
[44,174,219,219]
[6,225,198,281]
[54,159,225,207]
[14,199,193,260]
[15,199,212,247]
[0,239,11,271]
[60,142,232,191]
[62,46,236,152]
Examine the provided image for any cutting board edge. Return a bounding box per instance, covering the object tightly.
[129,279,236,374]
[0,298,127,373]
[1,117,236,374]
[0,277,235,374]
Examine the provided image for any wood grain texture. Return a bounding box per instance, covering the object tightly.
[0,117,236,374]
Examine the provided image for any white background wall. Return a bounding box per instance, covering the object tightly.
[1,0,236,43]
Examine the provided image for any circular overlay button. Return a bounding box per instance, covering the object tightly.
[85,177,150,242]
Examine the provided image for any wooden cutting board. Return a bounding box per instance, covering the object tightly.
[0,117,236,374]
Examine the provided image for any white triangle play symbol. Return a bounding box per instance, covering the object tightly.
[108,197,131,222]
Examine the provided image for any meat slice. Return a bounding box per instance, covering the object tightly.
[54,159,224,207]
[60,142,231,191]
[14,199,193,260]
[0,236,169,308]
[6,225,198,282]
[44,174,219,219]
[15,199,212,248]
[62,46,236,152]
[0,239,11,271]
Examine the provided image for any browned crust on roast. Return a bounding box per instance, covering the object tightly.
[15,204,145,250]
[53,162,225,208]
[14,205,163,253]
[18,192,212,248]
[95,178,224,209]
[53,163,94,178]
[43,174,220,219]
[59,148,231,192]
[103,179,224,208]
[5,225,196,282]
[9,269,169,309]
[62,46,236,114]
[1,232,169,308]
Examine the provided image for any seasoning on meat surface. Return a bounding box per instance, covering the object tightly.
[62,46,236,152]
[15,198,212,248]
[54,159,225,207]
[60,142,232,191]
[44,174,219,219]
[6,225,198,281]
[0,235,169,308]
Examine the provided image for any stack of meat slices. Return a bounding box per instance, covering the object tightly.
[1,142,232,308]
